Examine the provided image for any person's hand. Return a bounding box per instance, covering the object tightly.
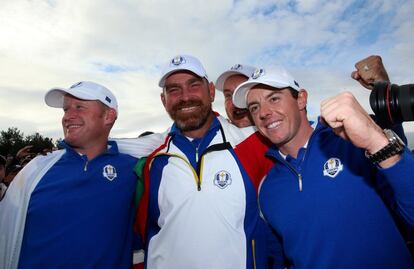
[16,145,34,159]
[320,92,400,167]
[351,55,390,90]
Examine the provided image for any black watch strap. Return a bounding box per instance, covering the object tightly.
[365,129,405,164]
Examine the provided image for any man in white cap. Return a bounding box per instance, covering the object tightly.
[216,64,257,128]
[0,81,140,269]
[232,67,414,268]
[215,63,275,199]
[136,55,279,269]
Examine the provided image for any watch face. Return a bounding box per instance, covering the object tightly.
[384,129,406,147]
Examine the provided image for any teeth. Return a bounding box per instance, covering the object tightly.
[234,110,247,115]
[180,106,197,111]
[266,121,280,129]
[67,124,81,129]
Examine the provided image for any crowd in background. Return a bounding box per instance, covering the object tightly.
[0,146,54,200]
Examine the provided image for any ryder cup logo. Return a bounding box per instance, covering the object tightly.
[231,64,242,71]
[323,158,343,178]
[103,164,117,181]
[252,68,265,79]
[214,170,232,189]
[171,55,185,66]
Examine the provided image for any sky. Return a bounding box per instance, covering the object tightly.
[0,0,413,147]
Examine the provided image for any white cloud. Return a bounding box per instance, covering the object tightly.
[0,0,413,146]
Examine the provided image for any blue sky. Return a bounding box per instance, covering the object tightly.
[0,0,413,145]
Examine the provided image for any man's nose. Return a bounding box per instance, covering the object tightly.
[63,107,77,120]
[259,104,272,119]
[179,87,193,101]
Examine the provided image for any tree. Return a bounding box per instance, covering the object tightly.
[0,127,55,156]
[0,127,25,156]
[25,133,55,153]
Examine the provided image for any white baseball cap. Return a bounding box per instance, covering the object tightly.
[215,64,257,91]
[44,81,118,113]
[233,67,301,108]
[158,55,208,87]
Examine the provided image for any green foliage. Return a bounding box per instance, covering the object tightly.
[25,133,54,153]
[0,127,55,156]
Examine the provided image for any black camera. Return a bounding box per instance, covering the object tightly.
[370,82,414,124]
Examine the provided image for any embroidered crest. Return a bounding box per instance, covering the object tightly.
[323,158,343,178]
[171,55,185,66]
[252,68,265,79]
[230,64,242,71]
[214,170,232,189]
[103,164,117,181]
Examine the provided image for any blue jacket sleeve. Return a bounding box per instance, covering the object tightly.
[377,149,414,230]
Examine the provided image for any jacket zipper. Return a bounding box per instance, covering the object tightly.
[195,147,201,190]
[152,153,202,191]
[252,239,257,269]
[284,162,303,192]
[278,123,318,191]
[280,151,306,192]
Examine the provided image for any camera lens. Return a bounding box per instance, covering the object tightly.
[370,82,414,124]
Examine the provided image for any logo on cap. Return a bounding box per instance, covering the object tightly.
[105,96,112,103]
[231,64,242,71]
[70,82,83,89]
[171,55,186,66]
[252,68,265,79]
[294,80,300,88]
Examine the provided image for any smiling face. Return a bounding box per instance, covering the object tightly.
[62,95,115,156]
[222,74,253,128]
[246,85,310,153]
[161,71,215,138]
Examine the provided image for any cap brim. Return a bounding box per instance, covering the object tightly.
[44,87,101,108]
[215,71,243,91]
[158,69,206,87]
[44,88,68,108]
[232,81,259,109]
[233,80,295,108]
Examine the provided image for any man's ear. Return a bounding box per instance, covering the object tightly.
[160,92,166,107]
[209,82,215,102]
[297,89,308,111]
[105,108,118,126]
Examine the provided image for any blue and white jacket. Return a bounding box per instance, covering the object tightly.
[138,115,273,269]
[259,120,414,268]
[0,141,138,269]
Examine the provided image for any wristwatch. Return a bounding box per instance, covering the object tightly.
[365,129,405,164]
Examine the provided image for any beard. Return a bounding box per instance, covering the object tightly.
[168,99,212,132]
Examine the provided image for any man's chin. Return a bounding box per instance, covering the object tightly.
[232,117,252,128]
[64,135,81,146]
[176,119,203,132]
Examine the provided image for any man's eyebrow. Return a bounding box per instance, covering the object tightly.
[247,99,258,108]
[265,90,280,99]
[247,90,281,107]
[165,77,203,89]
[164,83,181,89]
[187,77,203,84]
